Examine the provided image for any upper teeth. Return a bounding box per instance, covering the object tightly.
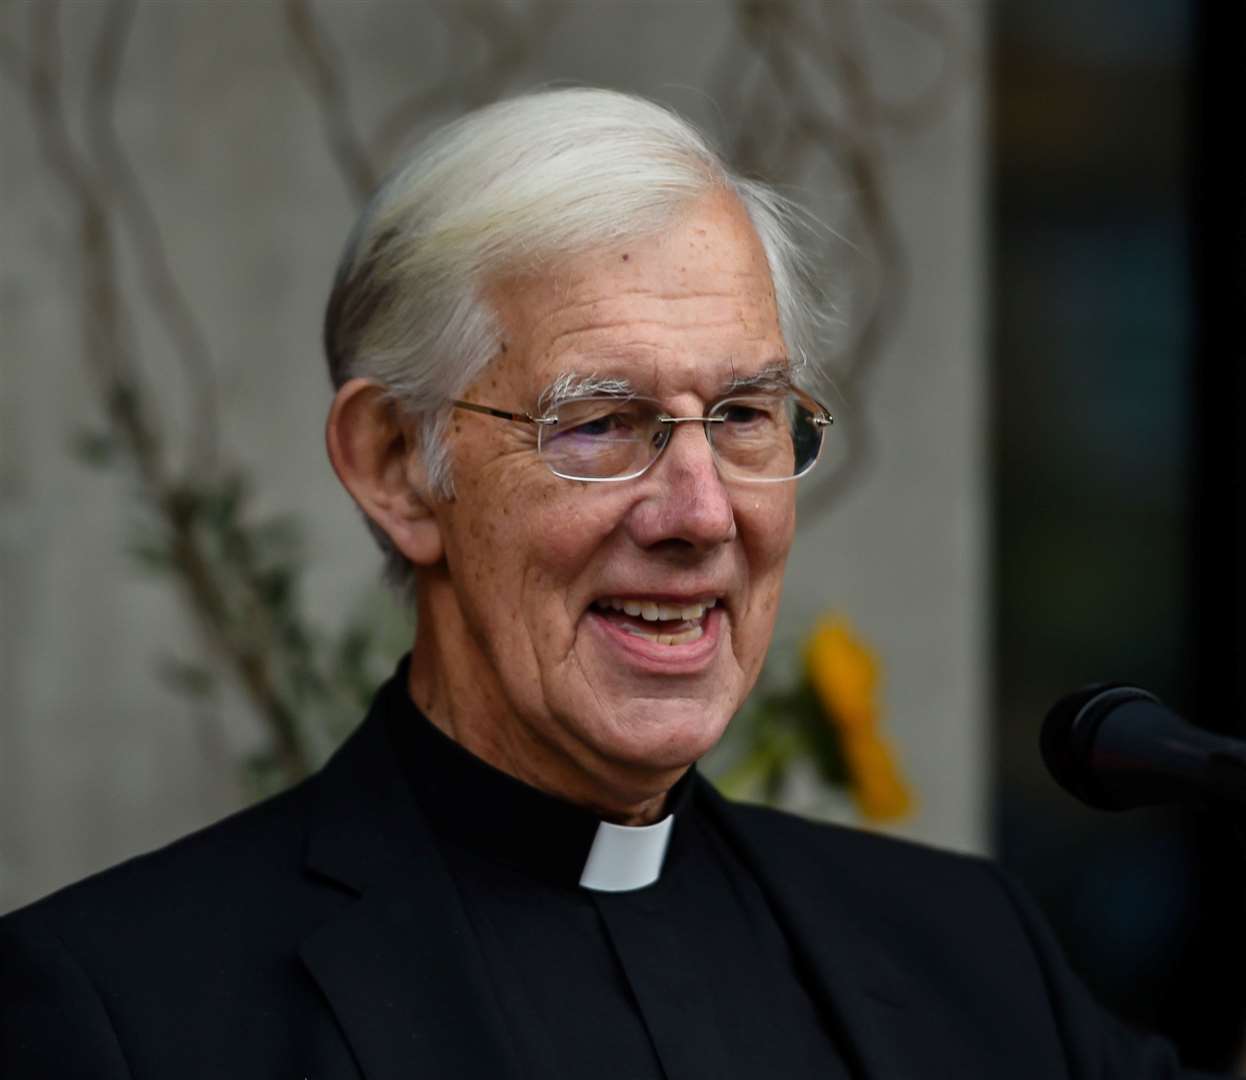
[597,597,717,622]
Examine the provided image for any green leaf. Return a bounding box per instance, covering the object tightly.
[127,536,174,572]
[252,516,303,561]
[242,749,290,802]
[256,566,294,609]
[70,429,119,467]
[795,679,851,786]
[194,472,251,533]
[155,655,217,700]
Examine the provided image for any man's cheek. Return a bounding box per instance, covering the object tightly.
[534,512,616,567]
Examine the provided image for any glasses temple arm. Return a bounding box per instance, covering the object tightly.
[451,400,556,425]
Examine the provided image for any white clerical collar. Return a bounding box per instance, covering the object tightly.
[387,669,690,892]
[579,814,675,892]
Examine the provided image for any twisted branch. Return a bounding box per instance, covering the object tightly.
[285,0,570,192]
[283,0,378,201]
[27,1,164,487]
[22,0,312,782]
[714,0,965,526]
[84,0,219,477]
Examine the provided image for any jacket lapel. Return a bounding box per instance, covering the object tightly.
[295,693,934,1080]
[697,781,921,1080]
[297,707,520,1080]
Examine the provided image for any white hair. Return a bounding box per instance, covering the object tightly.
[324,86,825,591]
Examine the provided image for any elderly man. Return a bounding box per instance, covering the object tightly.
[0,89,1223,1078]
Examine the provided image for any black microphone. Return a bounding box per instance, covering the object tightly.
[1041,684,1246,811]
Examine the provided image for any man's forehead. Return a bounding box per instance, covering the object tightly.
[490,193,780,333]
[481,193,788,405]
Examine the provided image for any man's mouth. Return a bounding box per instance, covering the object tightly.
[590,596,719,646]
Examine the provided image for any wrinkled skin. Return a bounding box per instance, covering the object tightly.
[409,190,797,823]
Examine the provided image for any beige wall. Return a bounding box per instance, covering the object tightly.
[0,0,985,912]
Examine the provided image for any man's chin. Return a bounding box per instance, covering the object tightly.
[584,695,738,775]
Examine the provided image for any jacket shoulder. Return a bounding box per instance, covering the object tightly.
[1,777,317,944]
[707,788,990,891]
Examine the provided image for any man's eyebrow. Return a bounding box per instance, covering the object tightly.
[536,362,793,412]
[722,363,794,395]
[537,371,636,413]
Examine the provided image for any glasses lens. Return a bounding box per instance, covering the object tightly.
[709,393,827,481]
[539,397,661,480]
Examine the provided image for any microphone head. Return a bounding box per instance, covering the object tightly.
[1040,684,1160,809]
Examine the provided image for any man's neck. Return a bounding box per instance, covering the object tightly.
[405,634,680,826]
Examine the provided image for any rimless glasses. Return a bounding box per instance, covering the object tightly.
[451,390,834,483]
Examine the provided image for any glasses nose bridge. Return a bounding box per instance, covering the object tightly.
[648,412,725,478]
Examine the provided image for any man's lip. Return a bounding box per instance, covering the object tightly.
[584,605,725,670]
[587,590,725,608]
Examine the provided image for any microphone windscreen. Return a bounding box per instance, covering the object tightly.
[1040,684,1158,808]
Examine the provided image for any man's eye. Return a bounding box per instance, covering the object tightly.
[555,405,647,441]
[720,403,770,426]
[569,414,625,438]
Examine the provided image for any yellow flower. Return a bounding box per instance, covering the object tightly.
[840,731,913,822]
[804,617,914,822]
[804,618,879,732]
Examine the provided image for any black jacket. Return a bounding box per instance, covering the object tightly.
[0,687,1220,1078]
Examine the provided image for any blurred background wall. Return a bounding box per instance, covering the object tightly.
[4,0,1242,1071]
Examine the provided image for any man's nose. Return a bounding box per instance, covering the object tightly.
[626,422,737,550]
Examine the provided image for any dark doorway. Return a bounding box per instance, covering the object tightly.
[992,1,1245,1069]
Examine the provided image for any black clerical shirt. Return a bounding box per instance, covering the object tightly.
[382,676,851,1080]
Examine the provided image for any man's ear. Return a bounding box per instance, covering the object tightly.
[325,378,445,567]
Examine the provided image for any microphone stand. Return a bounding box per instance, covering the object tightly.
[1194,749,1246,864]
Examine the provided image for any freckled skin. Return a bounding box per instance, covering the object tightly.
[408,191,796,823]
